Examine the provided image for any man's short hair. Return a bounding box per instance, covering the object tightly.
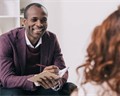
[24,3,48,19]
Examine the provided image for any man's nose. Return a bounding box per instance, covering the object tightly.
[36,20,43,27]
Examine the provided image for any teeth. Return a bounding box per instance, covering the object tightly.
[34,29,42,31]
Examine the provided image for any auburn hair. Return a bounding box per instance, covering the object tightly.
[77,6,120,95]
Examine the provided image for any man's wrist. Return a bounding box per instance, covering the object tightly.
[34,75,41,87]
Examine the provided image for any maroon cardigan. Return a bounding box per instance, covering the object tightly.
[0,27,68,91]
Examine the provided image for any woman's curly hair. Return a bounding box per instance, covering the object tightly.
[77,6,120,95]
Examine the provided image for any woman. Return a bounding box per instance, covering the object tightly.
[77,6,120,96]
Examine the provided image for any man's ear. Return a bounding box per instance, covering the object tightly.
[22,18,27,26]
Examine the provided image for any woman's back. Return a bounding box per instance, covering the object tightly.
[77,6,120,96]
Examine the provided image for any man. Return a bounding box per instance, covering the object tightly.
[0,3,69,95]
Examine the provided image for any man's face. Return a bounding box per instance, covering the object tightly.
[24,6,47,41]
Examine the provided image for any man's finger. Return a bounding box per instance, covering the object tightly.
[37,78,50,89]
[44,65,58,70]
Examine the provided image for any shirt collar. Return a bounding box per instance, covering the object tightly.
[25,31,42,48]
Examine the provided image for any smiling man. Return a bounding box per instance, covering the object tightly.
[0,3,69,96]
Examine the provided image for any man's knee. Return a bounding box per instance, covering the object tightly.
[0,87,26,96]
[59,82,77,95]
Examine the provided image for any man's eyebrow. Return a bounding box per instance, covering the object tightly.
[32,17,38,18]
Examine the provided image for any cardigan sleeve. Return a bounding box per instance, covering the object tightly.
[0,35,36,91]
[52,34,68,86]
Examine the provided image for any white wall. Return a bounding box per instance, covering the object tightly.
[42,0,120,85]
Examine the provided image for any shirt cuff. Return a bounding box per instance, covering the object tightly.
[34,82,41,87]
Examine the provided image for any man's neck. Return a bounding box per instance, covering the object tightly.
[28,37,39,47]
[25,32,42,48]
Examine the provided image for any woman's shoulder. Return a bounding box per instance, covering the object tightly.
[78,82,117,96]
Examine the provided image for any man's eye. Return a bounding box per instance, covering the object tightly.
[31,18,38,22]
[41,17,47,23]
